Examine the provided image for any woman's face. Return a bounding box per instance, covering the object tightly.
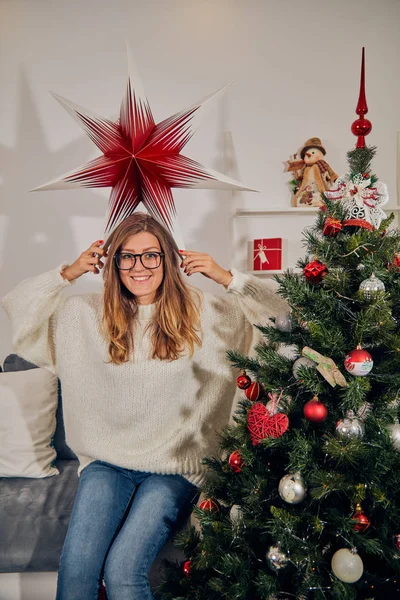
[117,231,164,305]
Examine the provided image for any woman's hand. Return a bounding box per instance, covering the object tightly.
[179,250,232,287]
[61,240,108,282]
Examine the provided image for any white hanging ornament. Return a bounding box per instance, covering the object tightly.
[278,471,307,504]
[292,357,315,379]
[357,402,372,422]
[331,547,364,583]
[325,175,389,229]
[388,421,400,451]
[275,313,293,332]
[336,410,364,439]
[359,273,385,301]
[229,504,244,525]
[266,545,289,571]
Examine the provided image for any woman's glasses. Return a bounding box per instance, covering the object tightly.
[114,252,164,270]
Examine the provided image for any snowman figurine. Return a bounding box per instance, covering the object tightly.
[288,137,338,207]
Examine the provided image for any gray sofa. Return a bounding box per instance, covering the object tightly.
[0,355,184,598]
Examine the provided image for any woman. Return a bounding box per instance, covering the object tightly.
[2,213,287,600]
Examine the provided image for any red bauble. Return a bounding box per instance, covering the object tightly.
[245,382,262,401]
[236,372,251,390]
[395,534,400,550]
[199,498,219,513]
[303,260,328,284]
[352,504,370,532]
[247,402,289,445]
[183,560,192,578]
[228,450,245,473]
[303,397,328,423]
[344,348,373,377]
[323,217,342,237]
[392,254,400,269]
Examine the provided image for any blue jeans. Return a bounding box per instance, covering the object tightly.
[56,461,198,600]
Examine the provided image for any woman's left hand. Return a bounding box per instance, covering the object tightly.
[179,250,232,287]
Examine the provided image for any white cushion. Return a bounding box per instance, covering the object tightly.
[0,368,59,477]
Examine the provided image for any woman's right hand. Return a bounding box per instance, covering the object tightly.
[61,240,108,282]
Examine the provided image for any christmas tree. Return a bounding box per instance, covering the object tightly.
[157,50,400,600]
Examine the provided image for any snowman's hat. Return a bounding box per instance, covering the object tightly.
[300,137,326,160]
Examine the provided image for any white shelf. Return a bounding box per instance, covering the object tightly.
[249,269,301,275]
[235,207,400,217]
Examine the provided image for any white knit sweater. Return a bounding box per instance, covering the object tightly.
[2,267,287,487]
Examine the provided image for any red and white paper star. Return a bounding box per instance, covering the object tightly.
[34,49,255,237]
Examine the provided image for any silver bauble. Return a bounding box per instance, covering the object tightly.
[292,357,315,379]
[266,545,289,571]
[230,504,243,525]
[336,410,364,439]
[278,471,307,504]
[275,313,293,333]
[331,547,364,583]
[265,394,292,415]
[359,273,385,300]
[388,421,400,451]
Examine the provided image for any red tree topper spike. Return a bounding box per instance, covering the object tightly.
[351,47,372,148]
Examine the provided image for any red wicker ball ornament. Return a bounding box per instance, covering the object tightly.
[183,560,192,578]
[236,372,251,390]
[245,382,262,401]
[247,402,289,446]
[303,260,328,284]
[199,498,219,513]
[228,450,245,473]
[303,397,328,423]
[352,504,370,533]
[323,217,342,237]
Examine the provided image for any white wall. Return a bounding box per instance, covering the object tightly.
[1,0,399,358]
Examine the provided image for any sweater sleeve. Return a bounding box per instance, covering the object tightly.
[225,267,288,326]
[1,266,74,372]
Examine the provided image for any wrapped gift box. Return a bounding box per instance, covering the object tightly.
[253,238,283,270]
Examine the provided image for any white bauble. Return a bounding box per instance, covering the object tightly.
[275,314,293,332]
[230,504,243,525]
[331,548,364,583]
[278,472,307,504]
[292,357,315,379]
[388,421,400,451]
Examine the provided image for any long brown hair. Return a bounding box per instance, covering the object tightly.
[102,213,202,364]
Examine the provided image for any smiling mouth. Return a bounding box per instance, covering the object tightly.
[130,275,151,282]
